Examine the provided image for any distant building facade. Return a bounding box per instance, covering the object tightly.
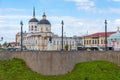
[83,32,116,48]
[108,28,120,50]
[16,8,82,50]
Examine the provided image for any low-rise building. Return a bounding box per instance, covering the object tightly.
[82,32,116,48]
[108,28,120,50]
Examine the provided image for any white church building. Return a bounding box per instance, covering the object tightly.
[16,8,82,51]
[108,27,120,51]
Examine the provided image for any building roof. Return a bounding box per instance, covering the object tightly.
[29,7,39,22]
[29,18,39,22]
[108,31,120,39]
[38,19,51,25]
[85,32,116,38]
[38,12,51,25]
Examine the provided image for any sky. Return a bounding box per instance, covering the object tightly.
[1,0,120,44]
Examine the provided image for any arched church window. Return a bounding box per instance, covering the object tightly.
[41,28,43,32]
[46,28,48,31]
[35,26,37,31]
[29,26,30,31]
[31,26,33,31]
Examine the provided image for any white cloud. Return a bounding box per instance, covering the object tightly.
[114,19,120,24]
[0,14,30,44]
[0,8,25,13]
[98,8,120,14]
[112,19,120,28]
[65,0,95,11]
[49,16,120,37]
[0,15,31,20]
[65,0,120,14]
[49,16,109,36]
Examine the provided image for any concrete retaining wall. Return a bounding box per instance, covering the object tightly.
[0,51,120,75]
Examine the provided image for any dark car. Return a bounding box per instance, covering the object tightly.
[7,48,18,51]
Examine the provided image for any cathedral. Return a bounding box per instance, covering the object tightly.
[16,7,80,51]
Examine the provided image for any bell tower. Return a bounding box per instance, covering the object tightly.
[28,7,38,33]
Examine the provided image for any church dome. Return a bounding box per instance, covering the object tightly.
[38,12,51,25]
[38,19,51,25]
[108,31,120,39]
[29,18,38,22]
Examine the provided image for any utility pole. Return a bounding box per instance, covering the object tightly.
[61,20,64,51]
[20,21,23,51]
[105,20,107,51]
[0,37,3,41]
[84,36,85,48]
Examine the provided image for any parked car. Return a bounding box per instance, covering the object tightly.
[7,48,18,51]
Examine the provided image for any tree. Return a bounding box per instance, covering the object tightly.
[7,43,12,48]
[2,42,8,48]
[65,44,69,51]
[78,43,83,46]
[0,44,1,47]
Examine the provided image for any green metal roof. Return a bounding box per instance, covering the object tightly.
[108,31,120,39]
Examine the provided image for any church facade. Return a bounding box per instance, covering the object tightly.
[108,28,120,51]
[16,8,82,51]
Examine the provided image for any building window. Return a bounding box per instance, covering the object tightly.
[57,41,59,45]
[31,26,33,31]
[41,28,43,32]
[36,40,37,45]
[73,41,74,45]
[95,40,97,44]
[101,40,103,44]
[66,41,68,44]
[46,28,48,31]
[29,26,30,31]
[70,41,71,45]
[53,41,55,45]
[92,40,94,44]
[98,40,99,44]
[89,40,91,44]
[64,41,65,45]
[35,26,37,31]
[87,40,88,44]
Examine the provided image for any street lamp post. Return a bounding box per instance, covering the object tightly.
[20,21,23,51]
[105,20,107,51]
[74,36,77,51]
[0,37,3,41]
[98,35,99,47]
[84,35,85,48]
[61,20,64,51]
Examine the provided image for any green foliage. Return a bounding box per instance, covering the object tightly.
[0,48,5,50]
[2,42,8,48]
[7,43,12,48]
[65,44,69,51]
[0,59,120,80]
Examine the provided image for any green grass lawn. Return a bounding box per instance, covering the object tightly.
[0,48,5,51]
[0,58,120,80]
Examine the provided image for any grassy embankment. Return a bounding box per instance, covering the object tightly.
[0,48,5,51]
[0,58,120,80]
